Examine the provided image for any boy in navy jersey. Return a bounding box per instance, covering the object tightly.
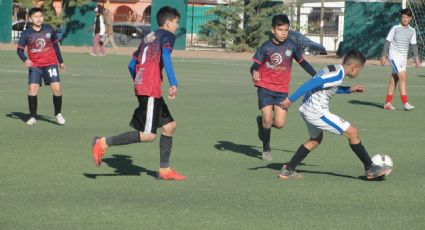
[17,7,66,126]
[92,6,186,180]
[251,14,316,161]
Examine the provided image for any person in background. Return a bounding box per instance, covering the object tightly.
[90,7,106,56]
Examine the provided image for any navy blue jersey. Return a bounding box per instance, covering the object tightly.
[17,24,60,67]
[252,39,304,93]
[132,29,176,97]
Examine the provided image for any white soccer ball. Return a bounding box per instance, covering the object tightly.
[371,154,393,175]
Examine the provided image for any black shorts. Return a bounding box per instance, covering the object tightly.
[257,87,288,110]
[28,64,60,86]
[130,96,174,134]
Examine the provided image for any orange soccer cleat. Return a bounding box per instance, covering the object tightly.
[158,169,187,180]
[92,137,105,167]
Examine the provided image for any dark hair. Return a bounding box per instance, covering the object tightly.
[343,49,366,65]
[272,14,290,28]
[29,7,43,17]
[400,8,412,17]
[157,6,180,26]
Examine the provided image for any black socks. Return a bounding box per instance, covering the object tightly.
[262,128,271,152]
[287,145,311,170]
[160,135,172,168]
[28,95,37,118]
[53,95,62,115]
[349,142,373,170]
[105,131,141,146]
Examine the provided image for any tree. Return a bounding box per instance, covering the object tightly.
[198,0,245,50]
[244,0,286,49]
[15,0,90,29]
[199,0,287,51]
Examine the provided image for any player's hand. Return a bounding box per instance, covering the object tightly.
[350,84,364,93]
[24,59,33,68]
[252,70,261,82]
[280,98,292,110]
[59,63,66,73]
[168,86,177,100]
[380,56,387,66]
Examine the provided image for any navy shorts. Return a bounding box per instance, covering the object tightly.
[257,87,288,109]
[130,96,174,134]
[28,65,60,86]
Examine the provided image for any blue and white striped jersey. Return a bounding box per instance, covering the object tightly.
[288,64,346,117]
[386,24,417,59]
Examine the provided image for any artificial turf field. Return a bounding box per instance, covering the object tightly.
[1,50,424,229]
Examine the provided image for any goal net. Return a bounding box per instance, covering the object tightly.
[407,0,425,65]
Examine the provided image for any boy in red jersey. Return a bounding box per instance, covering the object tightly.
[92,6,186,180]
[251,14,316,161]
[17,7,66,126]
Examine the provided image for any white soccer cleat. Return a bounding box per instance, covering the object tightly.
[26,117,37,126]
[403,102,415,111]
[55,113,66,125]
[383,103,396,110]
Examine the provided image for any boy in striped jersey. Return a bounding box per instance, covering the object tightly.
[381,8,420,111]
[279,50,391,180]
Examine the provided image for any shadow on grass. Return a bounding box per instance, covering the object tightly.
[248,162,384,181]
[214,141,293,160]
[83,154,157,179]
[417,74,425,77]
[347,100,383,109]
[6,111,58,125]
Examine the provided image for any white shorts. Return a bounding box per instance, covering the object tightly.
[389,57,407,73]
[301,111,351,138]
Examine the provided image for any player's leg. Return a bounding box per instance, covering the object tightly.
[26,67,43,125]
[344,125,390,179]
[260,105,273,154]
[397,71,414,110]
[27,83,39,125]
[278,114,323,179]
[45,65,65,125]
[272,105,287,129]
[91,96,157,166]
[157,98,186,180]
[90,33,99,56]
[384,59,400,110]
[257,87,275,160]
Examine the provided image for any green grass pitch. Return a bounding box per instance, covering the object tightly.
[1,50,424,229]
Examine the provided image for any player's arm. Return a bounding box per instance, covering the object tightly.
[380,40,390,65]
[16,31,32,67]
[53,42,65,72]
[299,60,316,77]
[251,44,267,81]
[336,85,364,94]
[128,45,142,80]
[381,27,394,66]
[162,47,178,99]
[294,47,316,77]
[51,28,65,72]
[281,76,325,109]
[410,44,420,67]
[250,61,261,81]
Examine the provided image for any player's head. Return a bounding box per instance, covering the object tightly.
[28,8,44,27]
[400,8,412,26]
[342,49,366,78]
[157,6,180,34]
[271,14,290,43]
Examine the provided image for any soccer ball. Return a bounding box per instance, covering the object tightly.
[371,154,393,175]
